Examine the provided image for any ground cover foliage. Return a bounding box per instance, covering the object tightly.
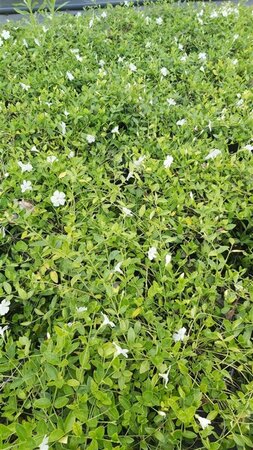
[0,1,253,448]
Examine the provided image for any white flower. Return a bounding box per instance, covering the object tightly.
[68,151,75,158]
[122,207,133,217]
[20,82,30,91]
[39,435,49,450]
[60,122,66,135]
[34,38,41,46]
[42,26,48,33]
[129,63,137,72]
[0,299,10,316]
[113,342,129,358]
[1,30,10,40]
[0,38,3,47]
[232,59,238,65]
[113,262,123,274]
[145,41,151,48]
[167,98,176,106]
[210,10,218,18]
[148,246,157,261]
[198,52,207,61]
[86,134,96,144]
[0,325,8,337]
[46,332,51,340]
[133,155,145,167]
[45,102,52,107]
[89,19,94,28]
[4,172,9,178]
[101,11,107,18]
[23,38,28,47]
[236,98,244,107]
[161,67,168,77]
[233,33,239,40]
[178,43,184,51]
[165,254,172,266]
[156,17,163,25]
[244,144,253,152]
[75,54,83,62]
[18,161,33,173]
[189,191,194,200]
[180,54,188,62]
[173,327,187,342]
[164,155,173,169]
[101,313,115,328]
[195,415,211,429]
[205,149,221,160]
[70,48,79,54]
[66,71,74,81]
[50,190,66,207]
[118,56,124,63]
[64,110,69,117]
[145,16,151,24]
[159,367,171,388]
[176,119,186,126]
[99,59,105,67]
[47,155,58,163]
[21,180,32,193]
[76,306,87,313]
[31,145,39,152]
[158,411,166,417]
[111,125,119,134]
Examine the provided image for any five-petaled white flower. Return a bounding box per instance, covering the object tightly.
[122,207,133,217]
[113,262,123,274]
[159,367,171,388]
[129,63,137,72]
[47,155,58,163]
[60,122,66,135]
[39,435,49,450]
[1,30,10,40]
[161,67,168,77]
[20,82,30,91]
[176,118,186,126]
[148,246,157,261]
[101,11,107,18]
[198,52,207,61]
[167,98,176,106]
[113,342,129,358]
[101,313,115,328]
[164,155,173,169]
[51,190,66,207]
[0,299,10,316]
[66,71,74,81]
[21,180,32,193]
[86,134,96,144]
[195,414,211,429]
[205,149,221,160]
[156,17,163,25]
[68,151,75,158]
[112,125,119,134]
[173,327,187,342]
[76,306,87,313]
[165,254,172,266]
[18,161,33,173]
[0,325,8,337]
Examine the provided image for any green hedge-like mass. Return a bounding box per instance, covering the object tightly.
[0,2,253,449]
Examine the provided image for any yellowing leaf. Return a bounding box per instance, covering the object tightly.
[50,271,58,283]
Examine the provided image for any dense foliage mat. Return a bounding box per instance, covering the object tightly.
[0,2,253,449]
